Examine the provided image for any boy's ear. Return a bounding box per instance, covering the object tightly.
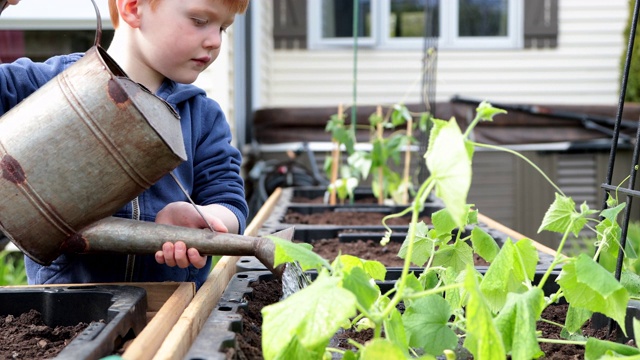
[117,0,142,28]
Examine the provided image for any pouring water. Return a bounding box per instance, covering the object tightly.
[281,261,312,299]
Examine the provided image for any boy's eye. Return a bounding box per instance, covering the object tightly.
[192,18,208,26]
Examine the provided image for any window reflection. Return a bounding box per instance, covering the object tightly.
[458,0,508,37]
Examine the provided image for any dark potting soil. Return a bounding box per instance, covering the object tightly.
[306,237,489,267]
[230,280,627,359]
[0,309,88,359]
[283,209,430,226]
[291,195,380,205]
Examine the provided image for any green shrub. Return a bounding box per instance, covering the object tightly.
[0,251,27,286]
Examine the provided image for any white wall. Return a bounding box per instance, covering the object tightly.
[265,0,629,107]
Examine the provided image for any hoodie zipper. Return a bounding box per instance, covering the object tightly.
[124,197,140,282]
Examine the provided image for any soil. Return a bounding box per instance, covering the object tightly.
[228,280,628,360]
[283,209,431,226]
[305,237,489,267]
[291,195,380,205]
[0,309,88,359]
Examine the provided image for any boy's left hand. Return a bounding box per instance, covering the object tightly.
[154,202,229,269]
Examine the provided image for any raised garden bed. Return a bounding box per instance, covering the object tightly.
[191,269,639,359]
[0,285,147,359]
[237,225,556,272]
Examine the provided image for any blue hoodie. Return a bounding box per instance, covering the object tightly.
[0,53,249,290]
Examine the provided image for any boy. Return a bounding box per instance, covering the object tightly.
[0,0,250,289]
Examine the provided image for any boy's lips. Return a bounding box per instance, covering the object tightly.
[192,56,212,66]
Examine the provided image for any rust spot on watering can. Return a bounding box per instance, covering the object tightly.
[1,155,26,184]
[61,233,89,254]
[108,78,130,105]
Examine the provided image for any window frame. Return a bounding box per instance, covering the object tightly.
[308,0,523,50]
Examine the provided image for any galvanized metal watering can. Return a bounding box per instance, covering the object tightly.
[0,0,292,274]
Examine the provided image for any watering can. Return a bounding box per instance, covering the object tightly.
[0,0,294,275]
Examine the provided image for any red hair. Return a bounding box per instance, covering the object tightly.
[109,0,250,28]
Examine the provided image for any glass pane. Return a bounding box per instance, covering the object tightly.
[458,0,508,37]
[0,30,114,63]
[389,0,439,38]
[321,0,372,38]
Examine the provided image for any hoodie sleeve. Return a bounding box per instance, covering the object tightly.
[190,96,249,234]
[0,54,82,115]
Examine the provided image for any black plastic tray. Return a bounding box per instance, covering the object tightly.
[0,285,147,360]
[239,225,556,272]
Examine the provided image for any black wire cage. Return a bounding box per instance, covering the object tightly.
[606,0,640,281]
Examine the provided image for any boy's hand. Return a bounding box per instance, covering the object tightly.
[154,202,229,269]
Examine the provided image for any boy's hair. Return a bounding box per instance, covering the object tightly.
[109,0,250,28]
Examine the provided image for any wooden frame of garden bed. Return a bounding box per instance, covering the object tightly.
[0,188,283,360]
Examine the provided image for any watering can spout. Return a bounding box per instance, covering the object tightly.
[48,217,294,276]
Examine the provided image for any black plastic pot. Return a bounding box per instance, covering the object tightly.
[263,187,443,230]
[0,285,147,360]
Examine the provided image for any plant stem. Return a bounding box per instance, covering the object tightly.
[382,177,435,317]
[472,142,565,197]
[537,338,586,346]
[404,282,464,300]
[538,220,574,289]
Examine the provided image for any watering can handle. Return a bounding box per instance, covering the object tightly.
[0,0,9,16]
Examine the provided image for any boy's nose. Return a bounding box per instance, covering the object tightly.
[204,30,222,50]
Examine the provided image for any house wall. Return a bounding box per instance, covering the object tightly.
[265,0,628,108]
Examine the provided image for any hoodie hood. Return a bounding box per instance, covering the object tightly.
[156,79,207,108]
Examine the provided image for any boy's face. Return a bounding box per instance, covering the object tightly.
[133,0,236,85]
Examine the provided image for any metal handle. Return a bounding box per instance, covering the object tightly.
[0,0,9,16]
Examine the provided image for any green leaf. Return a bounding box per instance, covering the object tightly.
[476,101,507,122]
[342,266,379,310]
[494,288,545,360]
[479,240,534,313]
[463,267,506,359]
[470,226,500,263]
[431,208,458,237]
[271,236,331,271]
[336,254,386,281]
[538,193,583,236]
[347,151,372,180]
[557,254,630,334]
[621,271,640,297]
[398,223,434,267]
[391,104,412,127]
[425,118,472,228]
[262,272,358,360]
[584,337,640,359]
[384,307,409,351]
[402,295,458,356]
[359,338,407,360]
[432,241,474,273]
[563,304,593,334]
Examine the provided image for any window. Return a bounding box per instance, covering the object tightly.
[0,30,114,63]
[308,0,523,49]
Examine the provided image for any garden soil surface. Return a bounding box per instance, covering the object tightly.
[228,279,626,360]
[283,209,430,226]
[0,310,88,359]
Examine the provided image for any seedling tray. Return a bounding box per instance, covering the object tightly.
[0,285,147,360]
[238,225,556,272]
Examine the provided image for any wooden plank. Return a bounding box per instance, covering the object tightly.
[122,282,195,360]
[477,212,559,257]
[151,188,283,360]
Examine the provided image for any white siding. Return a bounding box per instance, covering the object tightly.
[266,0,629,107]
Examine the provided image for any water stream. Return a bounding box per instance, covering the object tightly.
[281,261,312,299]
